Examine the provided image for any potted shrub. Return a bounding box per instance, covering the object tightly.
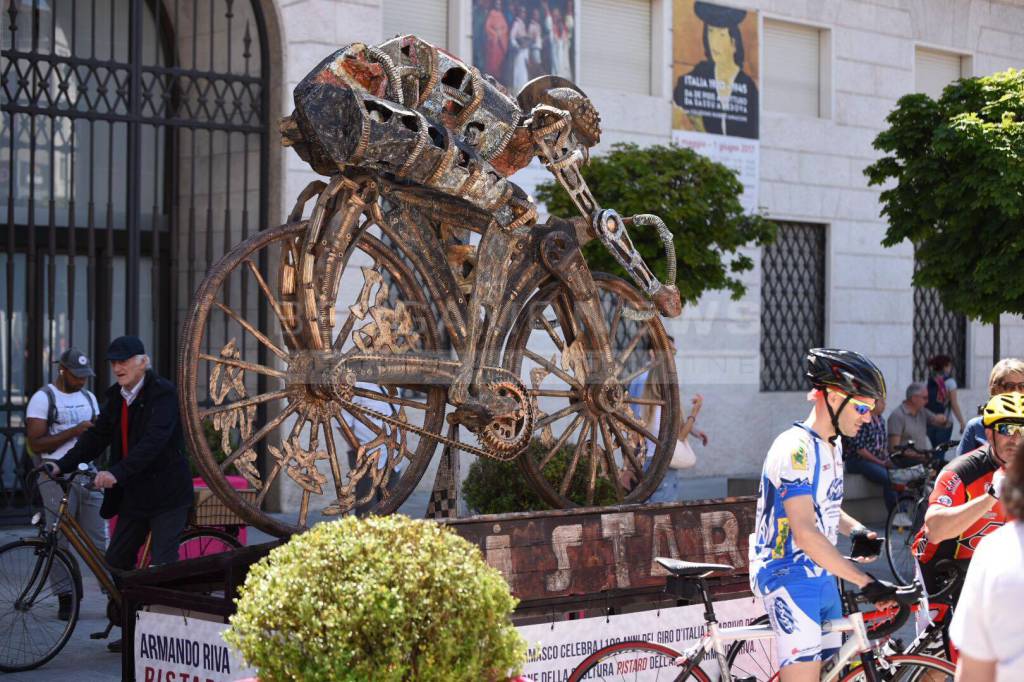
[225,515,526,681]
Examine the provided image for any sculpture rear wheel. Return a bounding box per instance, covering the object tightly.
[180,221,447,537]
[504,273,681,508]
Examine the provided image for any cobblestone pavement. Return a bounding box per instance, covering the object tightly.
[1,509,918,680]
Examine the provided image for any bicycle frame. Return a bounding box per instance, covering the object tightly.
[34,477,121,607]
[674,611,877,682]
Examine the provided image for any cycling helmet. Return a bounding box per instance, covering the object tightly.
[982,392,1024,426]
[806,348,887,400]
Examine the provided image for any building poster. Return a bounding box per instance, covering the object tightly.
[516,597,770,681]
[672,0,760,212]
[472,0,576,96]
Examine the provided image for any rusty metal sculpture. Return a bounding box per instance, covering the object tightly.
[180,36,684,537]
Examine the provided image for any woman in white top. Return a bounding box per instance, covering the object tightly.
[949,439,1024,681]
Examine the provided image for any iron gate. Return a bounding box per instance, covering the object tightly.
[1,0,270,520]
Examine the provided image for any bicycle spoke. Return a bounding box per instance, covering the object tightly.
[606,417,645,477]
[213,301,289,360]
[598,418,625,502]
[244,258,301,349]
[585,428,601,506]
[536,403,584,431]
[199,389,291,418]
[608,300,624,343]
[537,412,585,471]
[321,418,346,502]
[332,306,358,352]
[619,360,655,387]
[623,396,665,406]
[560,419,592,497]
[524,349,583,390]
[199,353,288,380]
[610,408,659,445]
[534,311,565,351]
[615,323,650,368]
[219,401,301,471]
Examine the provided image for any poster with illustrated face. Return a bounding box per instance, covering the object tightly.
[672,0,760,212]
[471,0,576,97]
[672,0,760,139]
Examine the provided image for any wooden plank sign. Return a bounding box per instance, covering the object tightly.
[444,496,756,608]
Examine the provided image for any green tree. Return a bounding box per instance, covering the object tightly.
[535,143,776,303]
[865,69,1024,360]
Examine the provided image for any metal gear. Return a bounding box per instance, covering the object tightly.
[478,379,534,456]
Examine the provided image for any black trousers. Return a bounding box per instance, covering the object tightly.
[105,505,190,570]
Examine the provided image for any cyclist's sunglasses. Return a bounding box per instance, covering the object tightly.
[831,391,875,415]
[998,380,1024,392]
[994,422,1024,437]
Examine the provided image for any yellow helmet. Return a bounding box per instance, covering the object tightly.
[982,392,1024,426]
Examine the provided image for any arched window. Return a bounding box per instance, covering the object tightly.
[0,0,271,515]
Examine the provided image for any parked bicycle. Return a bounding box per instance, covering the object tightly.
[0,464,241,672]
[884,440,958,584]
[567,558,954,682]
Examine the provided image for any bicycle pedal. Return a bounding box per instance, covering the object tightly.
[90,621,115,640]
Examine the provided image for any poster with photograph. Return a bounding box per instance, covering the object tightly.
[471,0,576,97]
[672,0,760,212]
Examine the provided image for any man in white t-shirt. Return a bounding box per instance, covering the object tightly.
[26,348,107,620]
[949,440,1024,682]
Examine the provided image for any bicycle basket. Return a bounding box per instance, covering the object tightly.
[190,487,257,527]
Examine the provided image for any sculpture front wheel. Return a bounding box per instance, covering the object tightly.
[179,222,447,537]
[504,274,681,508]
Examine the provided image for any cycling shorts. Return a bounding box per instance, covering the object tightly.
[761,573,843,668]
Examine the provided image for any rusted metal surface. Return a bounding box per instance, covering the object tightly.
[445,497,756,611]
[180,36,688,537]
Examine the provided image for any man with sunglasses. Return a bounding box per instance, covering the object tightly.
[750,348,897,681]
[913,392,1024,597]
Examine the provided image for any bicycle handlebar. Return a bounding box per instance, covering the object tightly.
[30,462,97,491]
[854,581,923,639]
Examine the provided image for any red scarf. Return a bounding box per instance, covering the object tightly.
[121,399,129,457]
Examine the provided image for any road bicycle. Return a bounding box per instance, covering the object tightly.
[884,440,958,583]
[567,558,955,682]
[0,464,241,672]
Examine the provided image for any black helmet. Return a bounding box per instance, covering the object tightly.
[806,348,886,401]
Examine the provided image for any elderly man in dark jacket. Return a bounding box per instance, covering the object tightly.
[48,335,193,568]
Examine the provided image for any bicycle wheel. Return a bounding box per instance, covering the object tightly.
[886,494,926,583]
[504,274,681,508]
[567,640,710,682]
[725,615,781,681]
[176,528,243,561]
[838,653,954,680]
[0,539,80,672]
[180,218,447,536]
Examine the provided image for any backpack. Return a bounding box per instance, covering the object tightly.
[39,384,99,431]
[926,375,948,414]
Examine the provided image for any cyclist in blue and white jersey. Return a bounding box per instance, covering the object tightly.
[750,348,899,681]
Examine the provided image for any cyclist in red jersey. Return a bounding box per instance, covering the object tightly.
[913,392,1024,595]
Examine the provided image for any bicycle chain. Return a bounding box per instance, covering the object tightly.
[337,396,521,462]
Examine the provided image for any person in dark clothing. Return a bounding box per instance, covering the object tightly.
[673,1,759,139]
[45,335,193,652]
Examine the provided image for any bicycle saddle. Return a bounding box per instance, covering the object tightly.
[655,558,734,577]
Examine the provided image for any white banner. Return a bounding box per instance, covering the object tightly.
[671,130,759,214]
[516,597,769,681]
[134,610,255,682]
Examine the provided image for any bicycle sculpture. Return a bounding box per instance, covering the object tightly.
[180,36,684,536]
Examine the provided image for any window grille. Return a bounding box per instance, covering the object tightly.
[913,285,967,386]
[760,222,826,392]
